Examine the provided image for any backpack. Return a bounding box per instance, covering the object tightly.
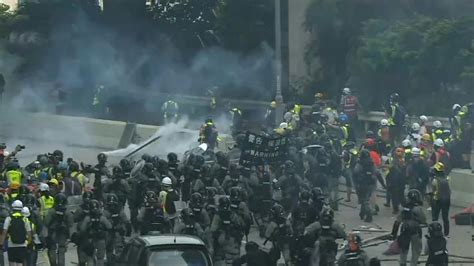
[437,177,451,201]
[8,215,27,244]
[394,104,407,125]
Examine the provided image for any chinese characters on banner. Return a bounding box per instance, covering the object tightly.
[239,132,288,167]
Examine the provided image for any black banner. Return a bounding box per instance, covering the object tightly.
[239,132,288,167]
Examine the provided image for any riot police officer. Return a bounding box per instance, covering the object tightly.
[424,221,448,266]
[93,153,110,201]
[79,199,112,266]
[72,191,94,266]
[45,193,73,266]
[210,197,245,265]
[193,164,224,195]
[304,208,346,266]
[264,203,293,265]
[104,193,130,265]
[189,192,211,230]
[138,191,170,235]
[391,189,427,266]
[173,208,205,240]
[278,160,304,211]
[229,187,252,240]
[104,166,131,207]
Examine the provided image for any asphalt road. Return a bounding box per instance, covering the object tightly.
[4,140,474,265]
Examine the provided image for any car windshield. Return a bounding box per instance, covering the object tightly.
[148,249,209,266]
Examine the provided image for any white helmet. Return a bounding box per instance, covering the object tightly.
[434,138,444,147]
[433,120,442,128]
[411,122,421,131]
[21,207,30,218]
[452,104,461,112]
[12,200,23,211]
[39,183,50,192]
[402,139,411,148]
[380,119,389,126]
[162,177,172,186]
[343,87,351,94]
[279,122,288,130]
[419,115,428,122]
[412,147,421,156]
[283,112,292,122]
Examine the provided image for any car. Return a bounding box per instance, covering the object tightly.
[117,234,213,266]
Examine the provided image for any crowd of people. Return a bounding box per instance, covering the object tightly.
[0,89,472,266]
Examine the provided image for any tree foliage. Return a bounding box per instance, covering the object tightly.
[305,0,474,113]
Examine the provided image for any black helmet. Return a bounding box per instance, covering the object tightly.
[53,150,64,161]
[189,192,203,212]
[55,193,68,207]
[106,193,119,205]
[157,159,168,173]
[193,155,205,169]
[218,197,231,212]
[366,130,375,139]
[143,163,155,174]
[229,187,241,203]
[112,166,123,177]
[200,164,211,179]
[83,191,94,201]
[69,161,79,172]
[320,208,334,225]
[119,159,131,171]
[141,153,152,163]
[89,199,101,216]
[144,191,158,204]
[180,208,195,223]
[97,153,107,163]
[407,189,422,205]
[299,190,310,203]
[39,155,49,166]
[284,160,294,169]
[390,93,400,102]
[312,187,324,200]
[205,187,217,200]
[270,203,285,221]
[229,163,240,177]
[428,221,443,237]
[167,152,178,163]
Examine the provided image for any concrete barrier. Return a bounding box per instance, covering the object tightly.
[450,169,474,207]
[0,112,127,150]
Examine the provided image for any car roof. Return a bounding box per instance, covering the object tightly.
[138,234,206,247]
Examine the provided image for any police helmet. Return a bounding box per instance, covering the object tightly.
[320,208,334,225]
[83,191,94,201]
[106,193,119,205]
[406,189,422,205]
[69,161,79,172]
[143,163,155,174]
[428,221,443,237]
[299,190,311,203]
[112,166,123,177]
[97,153,107,163]
[229,187,241,203]
[167,152,178,163]
[39,155,49,166]
[189,192,203,212]
[119,158,131,170]
[141,153,152,163]
[144,191,158,204]
[55,193,68,207]
[218,197,231,212]
[312,187,324,200]
[270,203,285,220]
[205,187,217,200]
[53,150,64,161]
[193,155,205,168]
[89,199,101,216]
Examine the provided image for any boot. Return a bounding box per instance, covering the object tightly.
[345,190,352,202]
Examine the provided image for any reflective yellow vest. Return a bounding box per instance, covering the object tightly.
[39,195,55,219]
[6,170,22,186]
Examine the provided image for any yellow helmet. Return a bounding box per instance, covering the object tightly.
[434,162,445,172]
[422,133,431,142]
[270,101,277,108]
[10,182,20,190]
[48,178,59,186]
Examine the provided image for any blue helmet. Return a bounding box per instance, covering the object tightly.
[338,113,349,124]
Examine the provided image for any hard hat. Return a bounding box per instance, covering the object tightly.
[434,138,444,147]
[433,120,442,128]
[162,177,172,186]
[314,92,323,99]
[452,104,461,112]
[12,200,23,211]
[380,119,388,126]
[434,162,445,172]
[412,147,421,156]
[411,122,420,131]
[461,105,468,113]
[283,112,292,122]
[419,115,428,122]
[343,87,351,94]
[21,207,30,218]
[10,182,20,190]
[422,133,431,142]
[39,183,50,192]
[3,151,9,157]
[48,178,59,186]
[279,122,288,129]
[338,113,349,123]
[270,101,277,108]
[401,139,411,148]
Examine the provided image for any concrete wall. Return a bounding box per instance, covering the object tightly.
[288,0,312,82]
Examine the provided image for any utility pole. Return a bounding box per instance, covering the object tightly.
[274,0,285,125]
